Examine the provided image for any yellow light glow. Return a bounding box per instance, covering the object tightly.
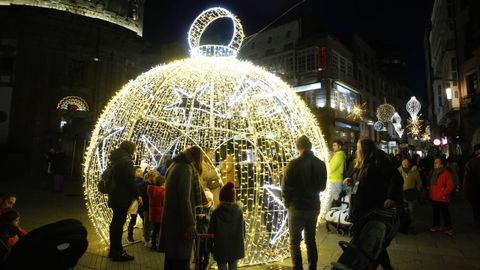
[407,116,423,137]
[83,7,329,266]
[347,102,366,121]
[376,101,396,123]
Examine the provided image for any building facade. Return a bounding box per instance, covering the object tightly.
[0,1,151,179]
[240,17,408,154]
[426,0,480,152]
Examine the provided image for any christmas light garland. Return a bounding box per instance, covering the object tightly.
[82,7,329,266]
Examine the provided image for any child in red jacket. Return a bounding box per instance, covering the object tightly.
[147,175,165,251]
[428,157,455,235]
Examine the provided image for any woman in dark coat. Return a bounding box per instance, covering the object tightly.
[107,141,141,261]
[344,138,403,270]
[159,146,205,270]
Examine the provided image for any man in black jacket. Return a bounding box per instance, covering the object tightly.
[282,135,327,270]
[107,140,141,261]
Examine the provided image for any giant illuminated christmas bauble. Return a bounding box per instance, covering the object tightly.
[83,7,329,265]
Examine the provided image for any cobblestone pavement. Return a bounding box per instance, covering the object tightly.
[2,178,480,270]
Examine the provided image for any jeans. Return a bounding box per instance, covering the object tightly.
[431,201,451,228]
[407,200,416,225]
[109,206,129,253]
[319,182,343,220]
[288,208,319,270]
[128,210,144,237]
[217,260,238,270]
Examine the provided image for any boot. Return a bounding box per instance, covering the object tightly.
[111,250,134,261]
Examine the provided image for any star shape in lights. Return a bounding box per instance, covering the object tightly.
[95,127,124,172]
[262,184,289,247]
[164,84,227,125]
[141,135,167,169]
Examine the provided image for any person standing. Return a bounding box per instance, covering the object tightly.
[208,182,245,270]
[107,141,141,261]
[159,146,204,270]
[319,140,346,223]
[398,158,422,231]
[429,157,455,236]
[147,175,165,251]
[464,144,480,228]
[342,138,403,270]
[282,135,327,270]
[127,166,145,243]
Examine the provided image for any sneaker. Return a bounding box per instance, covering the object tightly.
[430,226,443,232]
[127,235,135,243]
[144,240,152,248]
[444,229,454,236]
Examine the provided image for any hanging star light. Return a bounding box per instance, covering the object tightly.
[347,102,366,121]
[422,125,431,141]
[376,99,396,122]
[82,7,329,266]
[406,96,421,120]
[407,117,423,137]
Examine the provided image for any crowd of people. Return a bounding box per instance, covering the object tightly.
[4,136,479,269]
[102,137,480,270]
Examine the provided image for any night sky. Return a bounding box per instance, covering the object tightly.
[143,0,433,102]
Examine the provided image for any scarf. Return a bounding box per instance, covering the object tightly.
[430,168,444,185]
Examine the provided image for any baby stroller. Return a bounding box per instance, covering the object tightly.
[325,188,352,236]
[2,219,88,270]
[331,207,400,270]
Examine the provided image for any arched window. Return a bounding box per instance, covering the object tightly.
[57,96,89,111]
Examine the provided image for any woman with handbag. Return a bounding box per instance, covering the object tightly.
[398,158,422,232]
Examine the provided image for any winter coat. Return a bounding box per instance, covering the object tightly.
[159,153,204,260]
[429,169,455,203]
[464,156,480,204]
[398,165,422,191]
[350,149,404,222]
[107,148,139,209]
[147,185,165,223]
[282,150,327,210]
[328,150,346,183]
[208,202,245,263]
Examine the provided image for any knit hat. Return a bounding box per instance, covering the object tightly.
[219,182,236,202]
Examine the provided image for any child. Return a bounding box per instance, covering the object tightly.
[208,182,245,270]
[0,209,26,248]
[196,188,214,270]
[147,175,165,251]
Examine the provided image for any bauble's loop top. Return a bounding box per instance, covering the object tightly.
[188,7,244,58]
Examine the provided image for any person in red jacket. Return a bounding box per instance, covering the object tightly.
[428,157,455,235]
[147,175,165,251]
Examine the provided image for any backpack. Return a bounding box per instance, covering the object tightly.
[98,165,115,194]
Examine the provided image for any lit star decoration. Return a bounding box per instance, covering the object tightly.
[347,102,366,121]
[422,125,431,141]
[82,7,329,266]
[376,100,396,122]
[407,116,423,137]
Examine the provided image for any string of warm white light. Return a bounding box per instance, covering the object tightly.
[406,96,421,120]
[83,7,329,266]
[57,96,89,111]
